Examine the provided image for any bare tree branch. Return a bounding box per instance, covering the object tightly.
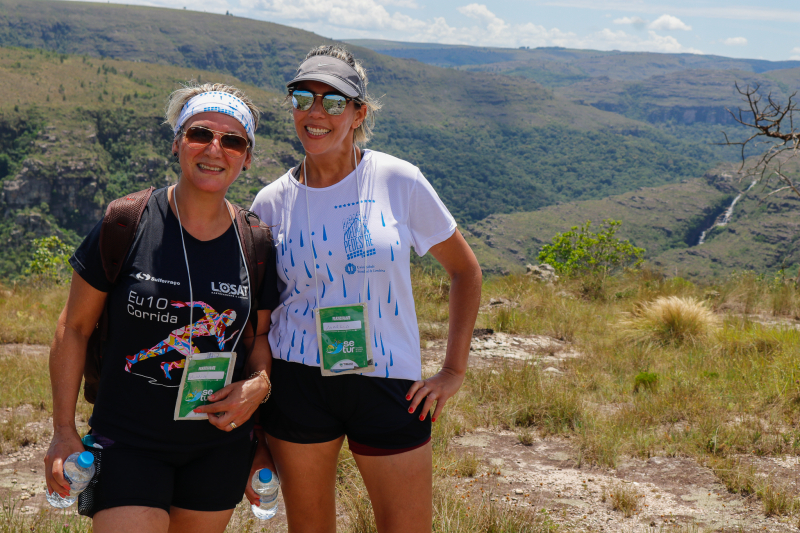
[719,83,800,201]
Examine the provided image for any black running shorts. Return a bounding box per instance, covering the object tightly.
[262,358,431,455]
[89,431,254,514]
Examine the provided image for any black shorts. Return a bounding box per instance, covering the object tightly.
[89,432,254,514]
[262,358,431,456]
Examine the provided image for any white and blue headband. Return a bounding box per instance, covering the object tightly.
[175,91,256,147]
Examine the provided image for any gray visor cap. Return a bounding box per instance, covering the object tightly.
[287,56,365,100]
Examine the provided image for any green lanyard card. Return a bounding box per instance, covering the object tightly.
[316,303,375,376]
[174,352,237,420]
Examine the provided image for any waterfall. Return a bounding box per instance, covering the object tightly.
[697,180,757,245]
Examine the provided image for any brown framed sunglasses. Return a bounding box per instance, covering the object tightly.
[181,125,250,158]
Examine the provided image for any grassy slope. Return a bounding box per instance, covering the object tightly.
[0,46,303,275]
[0,0,721,223]
[464,164,800,278]
[463,174,736,274]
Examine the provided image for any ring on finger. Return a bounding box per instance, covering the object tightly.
[230,422,237,430]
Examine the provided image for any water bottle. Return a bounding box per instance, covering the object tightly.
[46,451,96,508]
[251,468,280,519]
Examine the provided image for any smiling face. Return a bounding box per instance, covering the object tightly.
[292,80,367,157]
[172,112,252,194]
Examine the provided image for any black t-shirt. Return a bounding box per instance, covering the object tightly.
[70,187,279,451]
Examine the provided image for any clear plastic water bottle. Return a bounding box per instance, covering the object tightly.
[46,451,96,509]
[251,468,279,519]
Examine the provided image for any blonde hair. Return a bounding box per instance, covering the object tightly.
[164,82,261,152]
[299,45,381,146]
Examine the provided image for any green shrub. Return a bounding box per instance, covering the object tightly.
[538,219,644,278]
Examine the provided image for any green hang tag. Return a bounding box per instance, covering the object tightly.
[174,352,237,420]
[316,303,375,376]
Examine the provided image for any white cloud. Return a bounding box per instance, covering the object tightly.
[593,29,701,54]
[722,37,747,46]
[649,14,691,32]
[375,0,418,9]
[83,0,706,54]
[791,47,800,60]
[613,16,647,29]
[537,2,800,24]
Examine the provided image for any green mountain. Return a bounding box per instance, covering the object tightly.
[0,46,303,276]
[345,40,800,84]
[1,2,793,280]
[463,166,800,278]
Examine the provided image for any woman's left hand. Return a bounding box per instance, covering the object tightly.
[405,368,465,423]
[193,376,269,431]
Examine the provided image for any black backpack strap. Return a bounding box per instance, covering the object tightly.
[84,187,154,404]
[234,206,273,368]
[100,187,155,283]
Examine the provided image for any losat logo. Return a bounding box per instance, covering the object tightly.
[345,263,357,275]
[211,282,249,298]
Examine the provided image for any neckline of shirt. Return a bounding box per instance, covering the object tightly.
[288,149,371,192]
[157,188,237,246]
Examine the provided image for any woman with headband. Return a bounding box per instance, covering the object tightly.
[250,45,482,532]
[44,83,279,533]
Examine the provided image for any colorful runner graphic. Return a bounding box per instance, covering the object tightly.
[124,301,238,380]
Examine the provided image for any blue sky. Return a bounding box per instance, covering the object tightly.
[69,0,800,61]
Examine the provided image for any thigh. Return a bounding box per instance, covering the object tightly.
[266,434,345,533]
[172,433,254,512]
[167,507,235,533]
[352,442,432,533]
[93,506,170,533]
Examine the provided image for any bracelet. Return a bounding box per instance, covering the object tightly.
[249,370,271,404]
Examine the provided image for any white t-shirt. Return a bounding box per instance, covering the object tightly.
[251,149,457,381]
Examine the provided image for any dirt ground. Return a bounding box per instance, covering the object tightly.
[1,338,798,531]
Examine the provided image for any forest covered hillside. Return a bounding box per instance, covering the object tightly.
[0,1,796,279]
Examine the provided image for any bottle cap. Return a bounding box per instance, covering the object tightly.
[77,452,94,469]
[258,469,273,483]
[82,434,96,446]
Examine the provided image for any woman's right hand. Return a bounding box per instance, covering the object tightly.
[44,427,85,498]
[245,429,278,506]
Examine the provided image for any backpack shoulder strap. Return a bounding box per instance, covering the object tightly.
[234,205,272,300]
[99,186,155,284]
[233,205,273,365]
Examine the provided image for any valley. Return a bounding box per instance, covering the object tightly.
[0,0,797,279]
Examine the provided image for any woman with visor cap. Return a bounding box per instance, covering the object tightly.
[44,83,279,533]
[250,45,482,532]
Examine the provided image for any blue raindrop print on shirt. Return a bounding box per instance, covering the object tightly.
[326,264,334,282]
[300,231,304,247]
[342,275,347,298]
[304,261,312,278]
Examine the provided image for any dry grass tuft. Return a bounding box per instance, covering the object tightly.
[0,497,92,532]
[609,482,644,518]
[621,296,719,345]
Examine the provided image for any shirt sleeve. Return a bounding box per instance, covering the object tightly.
[69,218,112,292]
[407,170,457,256]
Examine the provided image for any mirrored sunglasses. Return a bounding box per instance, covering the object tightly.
[182,126,250,158]
[290,89,351,116]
